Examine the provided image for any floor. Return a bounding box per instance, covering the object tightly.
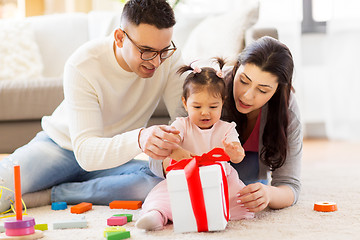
[302,138,360,164]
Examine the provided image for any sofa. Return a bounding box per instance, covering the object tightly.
[0,1,277,153]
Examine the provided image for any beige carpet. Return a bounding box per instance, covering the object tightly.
[1,140,360,239]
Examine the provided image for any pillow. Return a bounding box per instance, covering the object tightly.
[0,20,43,81]
[181,0,259,65]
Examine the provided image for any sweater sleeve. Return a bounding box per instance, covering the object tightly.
[270,93,303,205]
[63,63,142,171]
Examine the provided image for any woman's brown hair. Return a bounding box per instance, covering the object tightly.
[223,36,294,171]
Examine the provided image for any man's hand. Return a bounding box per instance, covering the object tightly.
[138,125,180,160]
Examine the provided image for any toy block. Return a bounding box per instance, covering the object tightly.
[113,214,133,222]
[0,230,44,239]
[103,226,126,237]
[34,223,48,231]
[107,216,127,226]
[109,200,142,210]
[51,201,67,210]
[52,219,87,229]
[106,231,130,240]
[70,202,92,214]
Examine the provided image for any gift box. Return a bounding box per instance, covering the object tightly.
[166,148,229,233]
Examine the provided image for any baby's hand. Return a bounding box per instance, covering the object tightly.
[170,146,193,162]
[222,140,245,164]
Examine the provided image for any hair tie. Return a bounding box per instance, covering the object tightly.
[189,60,202,74]
[193,67,202,74]
[216,70,224,78]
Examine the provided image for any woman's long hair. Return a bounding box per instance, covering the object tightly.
[223,36,294,171]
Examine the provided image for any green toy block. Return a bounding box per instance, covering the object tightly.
[103,226,126,237]
[113,213,133,222]
[106,231,130,240]
[34,223,48,231]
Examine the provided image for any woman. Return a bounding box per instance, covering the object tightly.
[222,36,302,212]
[149,36,302,214]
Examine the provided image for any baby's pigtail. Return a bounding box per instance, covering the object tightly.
[176,65,193,75]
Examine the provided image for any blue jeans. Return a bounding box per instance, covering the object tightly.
[0,132,162,212]
[230,151,268,186]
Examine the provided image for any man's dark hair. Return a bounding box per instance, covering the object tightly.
[121,0,176,29]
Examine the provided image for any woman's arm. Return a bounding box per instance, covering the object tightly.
[238,94,302,212]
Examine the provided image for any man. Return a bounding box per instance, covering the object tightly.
[0,0,184,213]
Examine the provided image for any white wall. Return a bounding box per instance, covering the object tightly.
[83,0,360,140]
[301,0,360,140]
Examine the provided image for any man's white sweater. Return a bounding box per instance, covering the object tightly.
[42,36,185,171]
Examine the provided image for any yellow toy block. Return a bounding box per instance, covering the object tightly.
[103,226,126,237]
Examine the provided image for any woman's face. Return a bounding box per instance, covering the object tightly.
[233,63,278,115]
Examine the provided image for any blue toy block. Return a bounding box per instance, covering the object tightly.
[51,201,68,210]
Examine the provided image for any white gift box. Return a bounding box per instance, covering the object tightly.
[167,164,228,233]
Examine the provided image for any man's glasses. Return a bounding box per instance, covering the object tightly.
[122,30,177,61]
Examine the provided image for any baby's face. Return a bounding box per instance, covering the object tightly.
[183,90,223,130]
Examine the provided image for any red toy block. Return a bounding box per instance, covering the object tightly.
[107,216,127,226]
[71,202,93,214]
[109,200,142,210]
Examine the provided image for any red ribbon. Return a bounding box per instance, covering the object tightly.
[166,148,230,232]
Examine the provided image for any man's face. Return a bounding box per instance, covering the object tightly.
[114,23,174,78]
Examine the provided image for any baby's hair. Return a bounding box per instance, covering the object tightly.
[177,57,227,102]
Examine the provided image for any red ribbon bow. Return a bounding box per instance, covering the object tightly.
[166,148,230,232]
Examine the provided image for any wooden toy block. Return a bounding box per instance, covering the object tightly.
[107,216,127,226]
[106,231,130,240]
[34,224,48,231]
[103,226,126,237]
[52,219,87,229]
[109,200,142,210]
[113,214,133,222]
[51,202,67,210]
[1,166,43,240]
[70,202,92,214]
[0,230,44,240]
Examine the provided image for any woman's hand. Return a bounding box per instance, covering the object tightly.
[138,125,180,160]
[237,183,294,212]
[237,182,270,212]
[222,140,245,164]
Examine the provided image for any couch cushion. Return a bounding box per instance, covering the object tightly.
[88,11,122,40]
[27,13,89,78]
[181,0,259,65]
[0,20,43,81]
[0,77,64,121]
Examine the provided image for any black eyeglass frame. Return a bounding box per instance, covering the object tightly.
[122,30,177,61]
